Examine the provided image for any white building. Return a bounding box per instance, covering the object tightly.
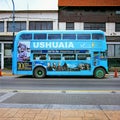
[0,0,58,69]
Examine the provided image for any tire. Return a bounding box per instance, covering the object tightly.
[94,68,106,79]
[34,67,46,78]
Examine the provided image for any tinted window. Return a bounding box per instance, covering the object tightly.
[77,54,91,60]
[66,22,74,30]
[84,22,106,31]
[34,34,47,39]
[34,54,46,60]
[63,54,76,60]
[115,22,120,32]
[7,21,26,32]
[0,21,4,32]
[63,34,76,39]
[48,54,61,60]
[77,34,90,40]
[29,21,53,30]
[92,34,104,40]
[20,34,32,40]
[48,34,61,39]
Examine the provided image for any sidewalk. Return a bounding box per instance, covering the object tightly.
[0,108,120,120]
[0,70,13,76]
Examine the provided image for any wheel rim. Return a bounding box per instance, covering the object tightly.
[37,70,42,76]
[96,70,104,78]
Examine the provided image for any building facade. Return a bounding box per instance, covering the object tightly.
[58,0,120,70]
[0,10,58,69]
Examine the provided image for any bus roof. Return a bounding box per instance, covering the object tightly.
[16,30,105,36]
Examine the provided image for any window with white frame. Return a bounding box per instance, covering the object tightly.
[4,43,12,69]
[29,21,53,30]
[108,44,120,57]
[66,22,74,30]
[0,43,1,52]
[0,54,1,69]
[7,21,26,32]
[108,45,114,57]
[115,45,120,57]
[4,43,12,56]
[0,21,4,32]
[115,23,120,32]
[84,22,106,31]
[0,43,1,69]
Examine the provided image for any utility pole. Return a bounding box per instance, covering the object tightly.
[11,0,15,43]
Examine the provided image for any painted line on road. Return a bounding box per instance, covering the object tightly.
[0,92,16,103]
[0,89,120,94]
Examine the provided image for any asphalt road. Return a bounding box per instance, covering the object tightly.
[0,75,120,91]
[0,76,120,108]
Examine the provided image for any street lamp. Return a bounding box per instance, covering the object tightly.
[11,0,15,42]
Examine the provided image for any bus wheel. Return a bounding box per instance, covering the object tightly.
[34,67,46,78]
[94,68,105,79]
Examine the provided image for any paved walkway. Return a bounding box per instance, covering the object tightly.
[0,108,120,120]
[0,70,120,120]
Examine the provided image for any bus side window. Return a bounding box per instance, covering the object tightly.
[92,34,104,40]
[48,54,61,60]
[94,52,99,59]
[86,54,91,60]
[77,54,91,60]
[34,54,46,60]
[34,33,47,39]
[20,34,32,40]
[77,34,90,40]
[63,54,76,60]
[48,34,61,40]
[100,52,107,59]
[63,34,76,40]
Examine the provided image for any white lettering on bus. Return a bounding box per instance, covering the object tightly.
[33,42,74,48]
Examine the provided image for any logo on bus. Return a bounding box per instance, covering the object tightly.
[32,42,74,49]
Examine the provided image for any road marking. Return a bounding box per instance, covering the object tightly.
[0,89,120,94]
[0,92,16,102]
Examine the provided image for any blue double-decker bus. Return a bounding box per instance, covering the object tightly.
[12,30,108,78]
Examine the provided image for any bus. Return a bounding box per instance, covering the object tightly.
[12,30,108,78]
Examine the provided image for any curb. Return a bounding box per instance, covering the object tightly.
[0,71,119,77]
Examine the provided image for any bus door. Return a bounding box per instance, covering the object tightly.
[99,51,108,67]
[93,51,107,67]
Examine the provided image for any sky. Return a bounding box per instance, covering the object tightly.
[0,0,58,11]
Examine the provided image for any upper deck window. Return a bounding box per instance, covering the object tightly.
[48,34,61,39]
[19,34,32,40]
[77,34,90,40]
[34,33,47,39]
[92,34,104,40]
[63,34,76,39]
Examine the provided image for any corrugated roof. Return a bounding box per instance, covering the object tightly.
[59,0,120,7]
